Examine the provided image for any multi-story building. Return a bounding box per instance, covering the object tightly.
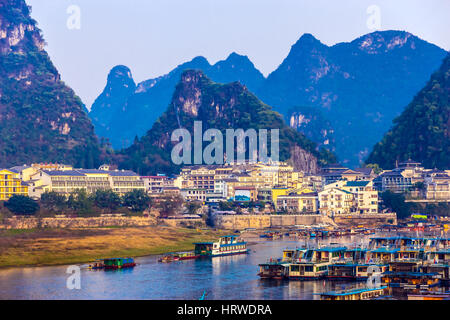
[342,181,378,214]
[180,165,216,191]
[318,188,356,215]
[181,188,207,202]
[276,192,318,213]
[28,168,144,197]
[0,169,29,200]
[302,174,323,192]
[323,180,379,214]
[234,186,258,201]
[374,159,425,193]
[141,175,169,193]
[422,171,450,200]
[31,163,74,171]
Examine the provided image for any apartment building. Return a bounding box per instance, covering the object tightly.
[318,188,356,215]
[28,168,144,197]
[422,171,450,200]
[0,169,29,201]
[181,188,207,202]
[179,165,216,191]
[141,175,169,193]
[323,180,378,214]
[276,192,318,213]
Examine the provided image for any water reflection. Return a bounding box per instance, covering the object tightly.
[0,235,378,300]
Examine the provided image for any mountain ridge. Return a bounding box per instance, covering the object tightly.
[0,0,101,168]
[117,70,336,175]
[366,53,450,169]
[90,30,448,167]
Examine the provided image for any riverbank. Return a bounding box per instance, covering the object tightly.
[0,226,230,268]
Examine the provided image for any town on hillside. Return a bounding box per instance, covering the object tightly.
[1,159,449,229]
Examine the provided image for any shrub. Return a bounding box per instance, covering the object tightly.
[5,195,39,216]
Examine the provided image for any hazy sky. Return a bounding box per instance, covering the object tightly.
[27,0,450,109]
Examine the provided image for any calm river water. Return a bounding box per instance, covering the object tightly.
[0,235,374,300]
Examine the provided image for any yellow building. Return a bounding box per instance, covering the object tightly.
[271,187,314,204]
[0,169,29,200]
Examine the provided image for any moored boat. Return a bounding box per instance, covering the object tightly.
[318,286,387,300]
[258,260,288,280]
[88,260,105,270]
[89,258,136,270]
[158,251,200,263]
[194,235,248,257]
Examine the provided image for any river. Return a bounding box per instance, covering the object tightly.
[0,235,375,300]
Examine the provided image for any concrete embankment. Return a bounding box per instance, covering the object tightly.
[0,216,156,229]
[212,213,397,230]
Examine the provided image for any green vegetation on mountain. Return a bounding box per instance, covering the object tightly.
[90,54,265,149]
[91,31,447,167]
[258,31,447,166]
[118,70,335,175]
[367,54,449,169]
[0,0,101,168]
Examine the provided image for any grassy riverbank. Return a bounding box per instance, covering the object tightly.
[0,226,230,268]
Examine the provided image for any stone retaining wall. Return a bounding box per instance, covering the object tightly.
[160,218,205,228]
[213,213,397,230]
[333,213,397,227]
[0,216,156,229]
[212,214,325,230]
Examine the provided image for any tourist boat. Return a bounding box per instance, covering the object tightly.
[317,286,387,300]
[381,271,441,290]
[285,247,347,280]
[287,261,330,280]
[158,251,199,263]
[343,248,368,263]
[88,257,136,270]
[366,247,398,264]
[327,263,358,280]
[194,235,248,257]
[88,260,105,270]
[419,263,450,286]
[103,257,136,270]
[407,290,450,300]
[258,260,289,280]
[354,264,389,280]
[260,231,282,240]
[281,248,307,263]
[327,262,388,280]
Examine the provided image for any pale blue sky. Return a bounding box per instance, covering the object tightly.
[27,0,450,109]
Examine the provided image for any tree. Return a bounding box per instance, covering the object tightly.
[122,189,151,212]
[219,201,233,211]
[380,191,411,219]
[40,191,67,212]
[91,189,121,213]
[67,189,94,215]
[413,182,425,191]
[5,195,39,216]
[366,163,383,175]
[186,201,202,215]
[156,194,183,217]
